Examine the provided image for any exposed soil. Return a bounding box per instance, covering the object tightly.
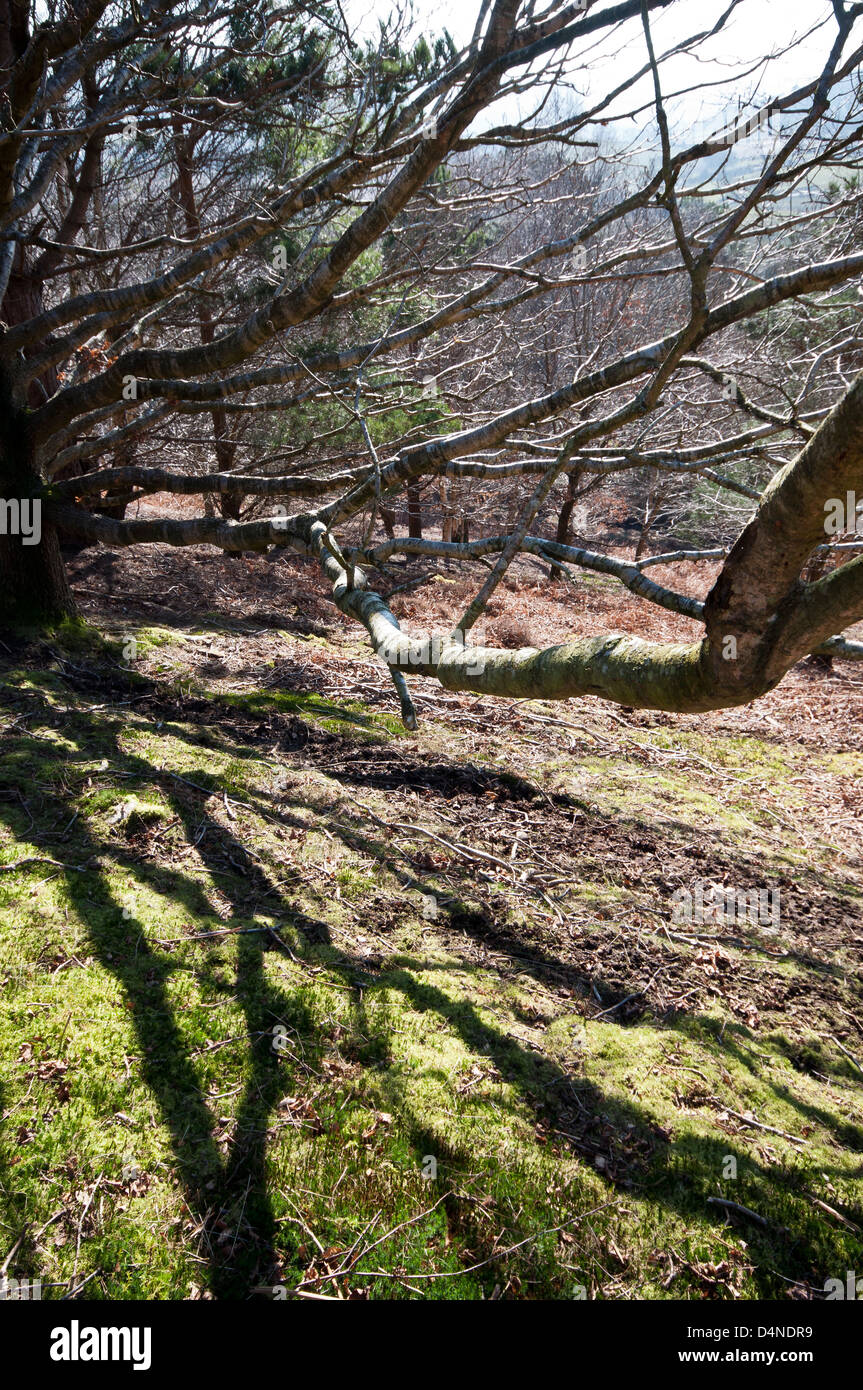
[52,536,863,1059]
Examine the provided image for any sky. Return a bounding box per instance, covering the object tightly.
[344,0,848,135]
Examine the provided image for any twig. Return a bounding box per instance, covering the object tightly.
[70,1175,103,1291]
[0,856,87,873]
[719,1105,809,1146]
[807,1196,860,1233]
[294,1201,441,1291]
[354,1200,619,1280]
[824,1034,863,1076]
[591,967,663,1019]
[0,1230,27,1277]
[154,924,284,944]
[280,1288,343,1301]
[61,1269,102,1300]
[390,821,514,873]
[706,1197,775,1229]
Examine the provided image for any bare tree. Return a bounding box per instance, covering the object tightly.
[2,0,863,725]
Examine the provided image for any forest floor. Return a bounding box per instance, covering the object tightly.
[1,537,862,1299]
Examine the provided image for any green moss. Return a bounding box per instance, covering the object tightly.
[1,625,860,1301]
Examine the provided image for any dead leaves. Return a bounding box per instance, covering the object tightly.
[296,1244,370,1300]
[16,1043,71,1106]
[686,946,761,1027]
[277,1094,324,1134]
[651,1245,753,1297]
[694,944,733,975]
[359,1109,393,1141]
[456,1060,501,1094]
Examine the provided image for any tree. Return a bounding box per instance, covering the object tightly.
[2,0,863,722]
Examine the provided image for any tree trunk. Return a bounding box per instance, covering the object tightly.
[0,0,77,629]
[550,469,581,580]
[0,390,76,624]
[0,521,75,626]
[407,485,423,539]
[173,117,241,522]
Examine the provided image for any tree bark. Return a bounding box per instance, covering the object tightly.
[0,381,76,624]
[172,117,240,520]
[407,484,423,538]
[550,468,581,580]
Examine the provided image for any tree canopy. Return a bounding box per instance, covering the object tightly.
[2,0,863,723]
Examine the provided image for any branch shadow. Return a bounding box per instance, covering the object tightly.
[1,647,861,1300]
